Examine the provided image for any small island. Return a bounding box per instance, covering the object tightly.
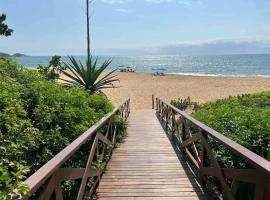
[12,53,28,57]
[0,52,28,57]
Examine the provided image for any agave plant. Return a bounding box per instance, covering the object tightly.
[60,1,119,93]
[60,56,119,93]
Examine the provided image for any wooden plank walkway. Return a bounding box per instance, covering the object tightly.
[96,110,210,200]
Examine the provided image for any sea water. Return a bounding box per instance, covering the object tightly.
[14,54,270,77]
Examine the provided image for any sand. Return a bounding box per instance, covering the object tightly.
[102,72,270,110]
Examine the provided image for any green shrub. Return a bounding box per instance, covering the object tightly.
[37,55,65,81]
[113,115,128,144]
[0,58,125,199]
[171,97,199,112]
[192,93,270,161]
[191,93,270,199]
[0,160,29,200]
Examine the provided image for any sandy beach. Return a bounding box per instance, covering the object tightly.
[102,72,270,110]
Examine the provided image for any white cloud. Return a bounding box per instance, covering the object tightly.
[101,0,198,6]
[95,39,270,55]
[101,0,129,4]
[152,39,270,55]
[145,0,201,7]
[113,8,132,13]
[145,0,174,3]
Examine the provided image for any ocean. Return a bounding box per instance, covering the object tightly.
[14,54,270,77]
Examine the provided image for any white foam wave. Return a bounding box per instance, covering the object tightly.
[167,72,270,77]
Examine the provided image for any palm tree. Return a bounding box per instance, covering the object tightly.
[61,0,119,93]
[60,56,119,93]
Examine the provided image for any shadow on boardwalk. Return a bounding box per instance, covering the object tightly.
[156,111,212,200]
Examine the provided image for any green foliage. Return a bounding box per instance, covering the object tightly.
[48,55,61,68]
[0,58,125,199]
[0,14,13,37]
[171,97,199,112]
[37,55,65,81]
[0,58,21,76]
[191,93,270,199]
[0,160,29,200]
[113,115,128,143]
[60,56,119,93]
[192,93,270,160]
[37,65,59,80]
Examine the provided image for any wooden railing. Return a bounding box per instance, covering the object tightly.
[21,98,130,200]
[155,97,270,200]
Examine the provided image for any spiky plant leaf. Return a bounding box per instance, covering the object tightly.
[61,56,119,93]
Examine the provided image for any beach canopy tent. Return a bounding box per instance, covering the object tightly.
[120,66,135,72]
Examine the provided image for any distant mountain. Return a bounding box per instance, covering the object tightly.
[0,52,10,57]
[13,53,28,57]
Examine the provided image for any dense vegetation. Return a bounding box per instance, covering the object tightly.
[172,93,270,199]
[193,93,270,199]
[192,93,270,161]
[0,58,124,199]
[37,55,65,81]
[171,97,199,112]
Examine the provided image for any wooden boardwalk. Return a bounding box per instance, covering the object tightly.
[96,110,210,200]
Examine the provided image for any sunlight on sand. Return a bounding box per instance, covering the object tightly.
[103,72,270,110]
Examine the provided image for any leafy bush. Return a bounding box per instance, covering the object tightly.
[171,97,199,112]
[0,160,29,199]
[171,93,270,199]
[191,93,270,199]
[37,55,65,81]
[0,58,124,199]
[192,93,270,161]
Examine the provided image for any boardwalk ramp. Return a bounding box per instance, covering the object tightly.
[21,98,270,200]
[96,110,210,199]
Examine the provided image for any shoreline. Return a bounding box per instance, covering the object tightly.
[102,72,270,110]
[166,72,270,78]
[27,65,270,78]
[120,71,270,78]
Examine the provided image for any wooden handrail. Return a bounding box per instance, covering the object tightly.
[156,97,270,173]
[155,97,270,200]
[21,98,130,200]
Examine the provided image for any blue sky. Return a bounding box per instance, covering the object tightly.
[1,0,270,55]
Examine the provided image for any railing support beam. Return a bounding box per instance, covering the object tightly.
[21,98,131,200]
[154,96,270,200]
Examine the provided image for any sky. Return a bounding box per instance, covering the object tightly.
[1,0,270,55]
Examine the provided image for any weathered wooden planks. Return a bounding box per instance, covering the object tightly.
[96,110,210,199]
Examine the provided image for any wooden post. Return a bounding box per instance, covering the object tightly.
[200,130,208,186]
[152,94,154,109]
